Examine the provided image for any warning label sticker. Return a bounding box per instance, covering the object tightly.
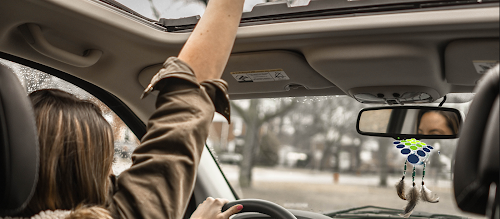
[473,60,499,74]
[231,69,290,83]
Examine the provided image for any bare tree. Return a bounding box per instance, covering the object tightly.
[376,137,392,186]
[265,96,394,186]
[232,99,296,188]
[282,97,363,171]
[147,0,162,20]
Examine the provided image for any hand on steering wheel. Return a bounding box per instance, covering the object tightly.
[190,197,243,219]
[222,199,298,219]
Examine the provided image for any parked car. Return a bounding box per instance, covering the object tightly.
[218,153,243,165]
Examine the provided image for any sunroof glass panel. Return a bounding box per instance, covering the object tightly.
[113,0,291,20]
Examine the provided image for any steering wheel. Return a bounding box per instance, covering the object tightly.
[222,199,297,219]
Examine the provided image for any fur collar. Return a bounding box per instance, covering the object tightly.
[1,210,71,219]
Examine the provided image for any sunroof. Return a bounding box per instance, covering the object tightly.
[109,0,498,31]
[114,0,293,20]
[114,0,207,19]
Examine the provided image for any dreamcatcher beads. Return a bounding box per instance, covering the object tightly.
[393,139,439,218]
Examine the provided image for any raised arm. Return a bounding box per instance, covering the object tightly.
[178,0,245,82]
[113,2,243,218]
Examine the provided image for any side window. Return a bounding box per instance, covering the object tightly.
[0,58,139,175]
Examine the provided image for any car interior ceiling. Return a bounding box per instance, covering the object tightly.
[1,0,498,122]
[0,0,499,217]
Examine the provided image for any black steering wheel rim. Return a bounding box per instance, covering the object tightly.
[222,199,297,219]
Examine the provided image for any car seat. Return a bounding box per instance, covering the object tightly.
[453,64,499,218]
[0,64,39,216]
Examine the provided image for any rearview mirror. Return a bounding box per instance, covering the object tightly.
[356,106,462,139]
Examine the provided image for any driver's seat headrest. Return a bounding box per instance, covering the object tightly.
[453,64,499,216]
[0,64,39,216]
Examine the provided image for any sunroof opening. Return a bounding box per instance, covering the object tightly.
[114,0,207,19]
[113,0,306,20]
[109,0,498,31]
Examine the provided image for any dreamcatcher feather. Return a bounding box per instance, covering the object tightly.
[393,139,439,218]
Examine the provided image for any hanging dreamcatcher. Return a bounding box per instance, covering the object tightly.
[393,138,439,218]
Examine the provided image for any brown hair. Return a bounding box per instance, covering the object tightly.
[417,109,461,135]
[25,89,114,216]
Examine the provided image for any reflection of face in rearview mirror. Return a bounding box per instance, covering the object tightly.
[357,106,462,139]
[417,110,460,135]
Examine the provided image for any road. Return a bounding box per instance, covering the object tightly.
[219,164,485,219]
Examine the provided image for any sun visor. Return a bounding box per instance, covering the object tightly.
[304,43,450,103]
[138,50,336,95]
[445,39,499,86]
[221,51,335,94]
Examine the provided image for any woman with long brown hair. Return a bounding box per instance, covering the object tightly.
[24,89,114,218]
[18,88,240,219]
[8,0,246,217]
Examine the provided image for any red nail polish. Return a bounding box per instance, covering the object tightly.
[236,205,243,210]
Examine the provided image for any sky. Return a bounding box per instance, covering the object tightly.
[115,0,268,19]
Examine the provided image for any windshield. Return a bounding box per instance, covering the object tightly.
[207,96,484,218]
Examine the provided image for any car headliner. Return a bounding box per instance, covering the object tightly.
[0,0,498,123]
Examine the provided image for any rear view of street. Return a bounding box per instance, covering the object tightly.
[219,164,485,219]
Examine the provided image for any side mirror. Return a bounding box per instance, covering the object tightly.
[356,106,463,139]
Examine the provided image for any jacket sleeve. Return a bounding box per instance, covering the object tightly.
[109,57,230,219]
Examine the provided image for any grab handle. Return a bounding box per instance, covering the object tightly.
[20,24,102,67]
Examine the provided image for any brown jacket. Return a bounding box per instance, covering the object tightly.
[108,57,230,219]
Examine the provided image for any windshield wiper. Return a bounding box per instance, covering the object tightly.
[325,206,469,218]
